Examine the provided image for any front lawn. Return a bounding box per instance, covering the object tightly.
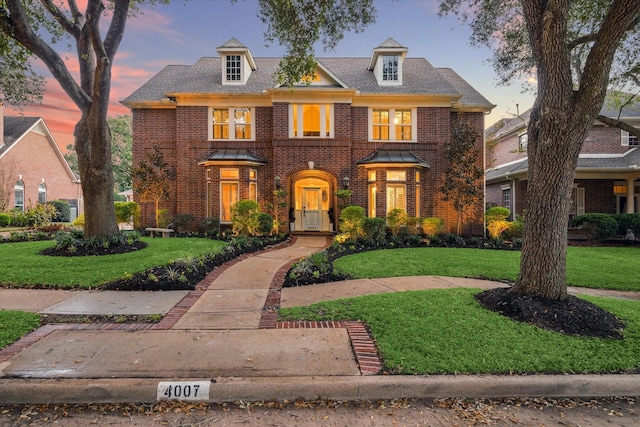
[332,246,640,291]
[279,289,640,374]
[0,238,227,289]
[0,311,40,349]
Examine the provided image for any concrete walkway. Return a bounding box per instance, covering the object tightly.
[1,236,640,404]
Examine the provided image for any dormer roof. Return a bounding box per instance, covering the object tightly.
[367,37,408,71]
[216,37,256,71]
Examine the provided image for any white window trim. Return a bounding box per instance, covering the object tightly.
[368,108,417,142]
[376,55,402,86]
[208,107,255,141]
[289,104,334,139]
[220,181,239,224]
[622,129,639,146]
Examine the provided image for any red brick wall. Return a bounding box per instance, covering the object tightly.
[2,127,79,209]
[582,126,628,154]
[131,104,487,234]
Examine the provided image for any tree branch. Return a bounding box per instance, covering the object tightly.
[38,0,80,37]
[2,0,90,110]
[597,115,640,139]
[104,0,129,62]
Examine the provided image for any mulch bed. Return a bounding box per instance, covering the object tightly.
[475,287,625,339]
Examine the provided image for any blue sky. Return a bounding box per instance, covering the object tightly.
[8,0,536,148]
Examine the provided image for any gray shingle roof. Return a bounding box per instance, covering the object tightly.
[486,149,640,182]
[122,55,493,109]
[1,116,40,157]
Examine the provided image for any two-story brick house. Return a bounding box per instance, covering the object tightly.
[485,103,640,220]
[122,38,494,234]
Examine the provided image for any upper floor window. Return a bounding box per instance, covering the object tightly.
[209,107,254,141]
[226,55,242,82]
[14,180,24,211]
[382,55,398,81]
[518,133,528,151]
[38,183,47,204]
[370,108,415,141]
[622,130,639,146]
[290,104,333,138]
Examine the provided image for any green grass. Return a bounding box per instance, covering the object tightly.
[333,246,640,291]
[0,238,227,289]
[0,311,40,349]
[279,289,640,374]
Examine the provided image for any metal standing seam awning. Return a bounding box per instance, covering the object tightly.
[198,149,268,166]
[356,149,431,168]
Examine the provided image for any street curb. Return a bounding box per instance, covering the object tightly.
[1,375,639,404]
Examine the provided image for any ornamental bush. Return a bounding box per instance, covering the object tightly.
[361,217,386,245]
[421,217,443,238]
[48,200,71,222]
[386,208,407,236]
[339,205,365,239]
[231,199,261,236]
[114,201,138,224]
[485,206,512,239]
[257,213,274,236]
[570,213,618,241]
[0,213,10,227]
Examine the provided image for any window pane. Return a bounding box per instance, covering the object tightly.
[221,169,239,179]
[386,185,406,213]
[220,182,238,222]
[368,184,376,217]
[372,109,389,141]
[226,55,241,81]
[212,109,229,139]
[38,183,47,204]
[249,182,257,202]
[303,105,320,136]
[368,171,376,182]
[394,109,411,140]
[14,181,24,210]
[386,171,406,181]
[382,55,398,81]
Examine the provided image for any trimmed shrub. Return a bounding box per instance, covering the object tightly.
[114,201,138,224]
[172,213,196,232]
[506,214,525,239]
[361,217,386,245]
[421,217,443,238]
[612,214,640,239]
[231,199,260,236]
[157,209,170,228]
[386,208,407,236]
[485,206,511,239]
[570,213,618,241]
[0,213,10,227]
[72,214,85,227]
[339,205,365,239]
[257,213,274,236]
[9,204,56,227]
[48,200,71,222]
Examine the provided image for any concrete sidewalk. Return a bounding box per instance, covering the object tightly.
[1,236,640,404]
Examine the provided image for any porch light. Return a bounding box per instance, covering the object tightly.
[274,176,281,189]
[343,176,350,189]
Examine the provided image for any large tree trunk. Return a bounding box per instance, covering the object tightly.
[75,111,119,239]
[512,0,639,300]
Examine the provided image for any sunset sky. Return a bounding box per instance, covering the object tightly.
[5,0,536,149]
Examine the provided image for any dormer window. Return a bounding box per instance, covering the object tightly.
[216,38,257,86]
[382,55,399,81]
[226,55,242,81]
[368,38,408,86]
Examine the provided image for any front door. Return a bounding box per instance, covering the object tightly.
[302,188,321,231]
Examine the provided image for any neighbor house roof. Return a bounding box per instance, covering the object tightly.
[1,116,40,157]
[486,149,640,183]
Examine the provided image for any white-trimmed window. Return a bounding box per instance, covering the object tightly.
[38,183,47,204]
[209,107,254,141]
[14,180,24,211]
[386,170,406,213]
[370,108,415,141]
[290,104,333,138]
[518,133,528,151]
[249,169,257,202]
[622,130,639,146]
[382,55,399,81]
[226,55,242,82]
[220,168,239,223]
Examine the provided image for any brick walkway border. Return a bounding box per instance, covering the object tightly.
[1,236,383,375]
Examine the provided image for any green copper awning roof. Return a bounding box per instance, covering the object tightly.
[199,149,268,166]
[356,150,430,168]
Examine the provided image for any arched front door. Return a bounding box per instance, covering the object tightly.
[293,176,331,232]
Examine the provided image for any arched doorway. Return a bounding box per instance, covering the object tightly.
[292,175,332,232]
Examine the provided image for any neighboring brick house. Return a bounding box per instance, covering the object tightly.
[485,104,640,220]
[0,103,81,217]
[122,38,494,234]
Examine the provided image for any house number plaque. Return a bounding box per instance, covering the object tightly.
[157,380,211,401]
